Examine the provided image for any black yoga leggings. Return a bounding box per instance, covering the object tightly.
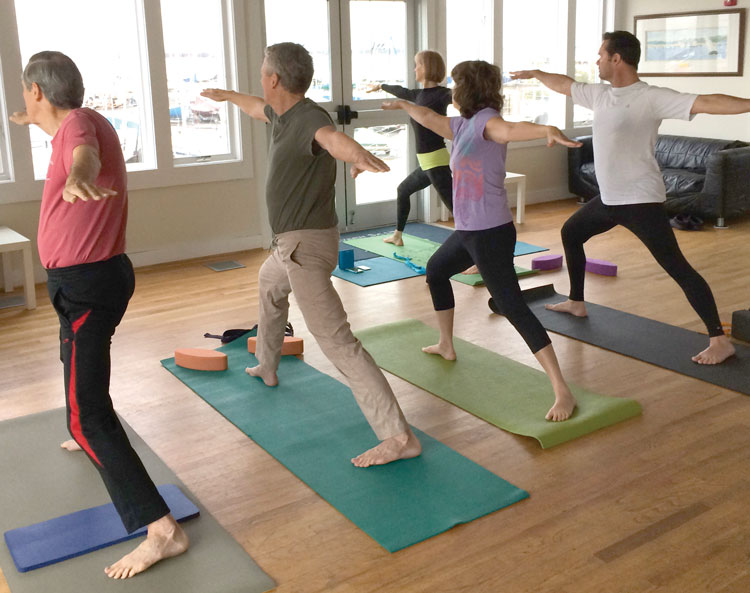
[561,197,724,337]
[426,222,552,354]
[396,165,453,231]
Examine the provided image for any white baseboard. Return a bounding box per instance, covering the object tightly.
[127,234,267,268]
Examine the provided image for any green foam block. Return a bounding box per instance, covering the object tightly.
[355,320,642,449]
[343,233,536,284]
[161,336,529,552]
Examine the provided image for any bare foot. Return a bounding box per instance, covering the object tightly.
[104,514,188,579]
[545,299,588,317]
[245,365,278,387]
[351,429,422,467]
[545,385,577,422]
[422,342,456,361]
[383,231,404,247]
[692,335,736,365]
[461,265,479,275]
[60,439,82,451]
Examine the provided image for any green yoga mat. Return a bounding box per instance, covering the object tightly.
[161,338,529,552]
[355,320,642,449]
[342,233,536,285]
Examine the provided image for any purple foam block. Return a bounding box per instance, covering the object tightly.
[585,258,617,276]
[531,254,563,271]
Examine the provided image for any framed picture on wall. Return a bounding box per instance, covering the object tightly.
[634,8,745,76]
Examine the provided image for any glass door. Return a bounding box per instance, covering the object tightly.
[265,0,418,231]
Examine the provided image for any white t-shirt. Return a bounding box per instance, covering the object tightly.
[571,81,698,205]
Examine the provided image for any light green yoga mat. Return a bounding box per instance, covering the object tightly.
[342,233,536,285]
[355,320,642,449]
[161,336,529,552]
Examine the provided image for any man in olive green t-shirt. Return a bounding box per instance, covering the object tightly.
[202,42,421,467]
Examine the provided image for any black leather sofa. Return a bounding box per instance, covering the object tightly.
[568,134,750,227]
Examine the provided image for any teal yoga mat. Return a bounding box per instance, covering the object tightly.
[355,320,642,449]
[161,338,529,552]
[342,233,537,285]
[332,256,422,286]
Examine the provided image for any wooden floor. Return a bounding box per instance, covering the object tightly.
[1,198,749,593]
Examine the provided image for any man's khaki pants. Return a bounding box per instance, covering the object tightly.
[256,226,408,440]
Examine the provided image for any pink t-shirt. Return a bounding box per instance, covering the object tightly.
[37,108,127,269]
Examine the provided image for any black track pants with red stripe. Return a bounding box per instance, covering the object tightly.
[46,254,169,533]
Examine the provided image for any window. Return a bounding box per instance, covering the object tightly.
[574,0,603,127]
[350,0,408,101]
[445,0,494,75]
[14,0,154,179]
[445,0,494,116]
[161,0,236,163]
[264,0,333,103]
[502,0,568,128]
[0,57,11,183]
[1,0,247,201]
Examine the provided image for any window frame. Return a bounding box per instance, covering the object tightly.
[0,0,254,204]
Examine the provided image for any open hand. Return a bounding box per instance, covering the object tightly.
[63,177,118,203]
[10,111,31,125]
[546,127,583,148]
[509,70,537,81]
[365,83,381,93]
[200,88,231,102]
[350,152,390,178]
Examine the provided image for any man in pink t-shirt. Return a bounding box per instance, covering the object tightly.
[11,51,188,579]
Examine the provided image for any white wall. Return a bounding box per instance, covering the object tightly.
[617,0,750,140]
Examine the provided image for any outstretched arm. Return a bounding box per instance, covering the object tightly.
[63,144,118,203]
[691,94,750,115]
[381,99,452,139]
[313,125,390,179]
[484,116,582,147]
[510,70,574,97]
[200,88,269,122]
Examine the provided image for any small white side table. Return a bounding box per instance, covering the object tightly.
[505,172,527,224]
[0,226,36,310]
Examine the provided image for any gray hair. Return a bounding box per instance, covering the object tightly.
[23,51,84,109]
[264,42,314,95]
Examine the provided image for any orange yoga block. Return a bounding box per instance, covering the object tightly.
[248,335,304,356]
[174,348,228,371]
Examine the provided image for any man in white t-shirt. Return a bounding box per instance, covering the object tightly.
[511,30,746,365]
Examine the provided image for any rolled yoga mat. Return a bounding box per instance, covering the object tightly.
[489,284,750,396]
[355,319,642,449]
[161,336,529,552]
[342,233,537,286]
[0,409,274,593]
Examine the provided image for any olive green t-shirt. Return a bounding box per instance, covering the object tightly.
[264,99,337,234]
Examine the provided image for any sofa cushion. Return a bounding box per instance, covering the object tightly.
[579,162,598,187]
[655,135,745,172]
[661,168,704,196]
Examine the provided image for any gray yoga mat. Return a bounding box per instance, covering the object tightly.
[0,409,275,593]
[490,284,750,395]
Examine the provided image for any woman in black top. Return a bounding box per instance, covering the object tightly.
[370,50,453,246]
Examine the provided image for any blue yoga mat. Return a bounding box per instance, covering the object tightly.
[339,223,547,259]
[161,337,529,552]
[4,484,199,573]
[332,256,422,286]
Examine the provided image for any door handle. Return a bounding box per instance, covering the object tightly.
[336,105,358,125]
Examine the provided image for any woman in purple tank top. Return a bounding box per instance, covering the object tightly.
[382,60,582,422]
